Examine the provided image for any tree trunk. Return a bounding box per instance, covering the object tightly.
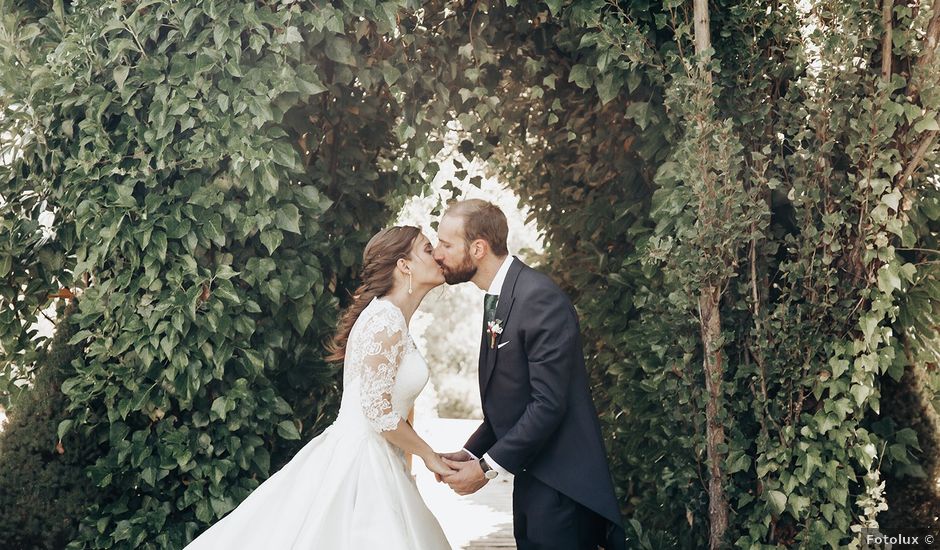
[693,1,729,548]
[699,286,729,549]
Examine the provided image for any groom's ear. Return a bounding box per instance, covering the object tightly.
[469,239,489,259]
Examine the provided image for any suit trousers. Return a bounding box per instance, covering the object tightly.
[512,472,607,550]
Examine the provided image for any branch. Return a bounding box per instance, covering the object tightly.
[897,247,940,254]
[882,0,894,82]
[896,128,938,194]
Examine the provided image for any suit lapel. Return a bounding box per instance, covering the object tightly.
[480,258,524,394]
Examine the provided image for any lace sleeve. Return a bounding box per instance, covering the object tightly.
[357,305,408,433]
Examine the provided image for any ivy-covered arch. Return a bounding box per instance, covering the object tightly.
[0,1,938,549]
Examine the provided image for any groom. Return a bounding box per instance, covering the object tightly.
[432,199,625,550]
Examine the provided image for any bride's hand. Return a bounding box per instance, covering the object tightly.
[423,452,457,478]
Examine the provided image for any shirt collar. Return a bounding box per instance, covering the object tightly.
[487,255,515,295]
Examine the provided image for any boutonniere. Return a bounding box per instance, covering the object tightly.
[487,319,504,349]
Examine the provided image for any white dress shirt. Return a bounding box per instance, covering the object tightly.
[486,254,515,298]
[464,255,516,477]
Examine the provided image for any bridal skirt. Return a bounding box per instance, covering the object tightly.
[184,419,451,550]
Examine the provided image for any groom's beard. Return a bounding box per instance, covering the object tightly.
[442,256,477,285]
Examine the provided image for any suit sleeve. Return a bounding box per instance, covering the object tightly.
[485,287,575,474]
[464,417,497,458]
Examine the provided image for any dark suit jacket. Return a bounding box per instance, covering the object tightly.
[465,258,625,549]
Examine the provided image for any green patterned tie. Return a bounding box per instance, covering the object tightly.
[484,293,499,324]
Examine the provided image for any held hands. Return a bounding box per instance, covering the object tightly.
[440,457,488,496]
[433,450,473,482]
[430,449,488,495]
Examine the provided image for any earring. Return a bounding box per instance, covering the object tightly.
[408,272,413,294]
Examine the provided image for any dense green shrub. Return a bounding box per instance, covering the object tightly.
[0,2,433,547]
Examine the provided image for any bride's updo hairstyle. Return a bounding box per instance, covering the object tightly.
[325,225,422,363]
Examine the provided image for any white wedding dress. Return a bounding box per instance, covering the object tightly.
[184,297,451,549]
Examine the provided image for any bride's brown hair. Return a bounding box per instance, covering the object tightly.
[325,226,422,363]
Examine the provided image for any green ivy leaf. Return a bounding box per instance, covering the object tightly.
[626,101,651,130]
[913,115,939,133]
[57,418,74,440]
[278,26,303,45]
[260,165,280,195]
[113,65,129,91]
[788,494,810,517]
[850,384,872,408]
[151,230,167,262]
[252,447,271,474]
[829,356,849,379]
[203,214,226,247]
[260,228,284,255]
[277,420,301,440]
[568,64,591,89]
[214,265,239,280]
[877,263,901,294]
[325,36,356,66]
[213,282,241,305]
[271,142,300,170]
[275,204,301,234]
[596,73,622,104]
[211,397,229,421]
[295,67,327,96]
[291,295,314,334]
[767,490,787,515]
[382,63,402,86]
[242,349,265,372]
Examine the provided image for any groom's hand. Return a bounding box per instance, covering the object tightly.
[434,450,473,481]
[441,458,488,495]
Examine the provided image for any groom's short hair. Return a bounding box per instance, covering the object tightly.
[444,199,509,256]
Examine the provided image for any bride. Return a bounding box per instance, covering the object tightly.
[184,226,454,549]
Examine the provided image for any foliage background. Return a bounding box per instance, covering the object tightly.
[0,0,938,549]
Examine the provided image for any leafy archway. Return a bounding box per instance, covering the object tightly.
[1,1,938,549]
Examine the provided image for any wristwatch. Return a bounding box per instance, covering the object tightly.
[479,457,498,480]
